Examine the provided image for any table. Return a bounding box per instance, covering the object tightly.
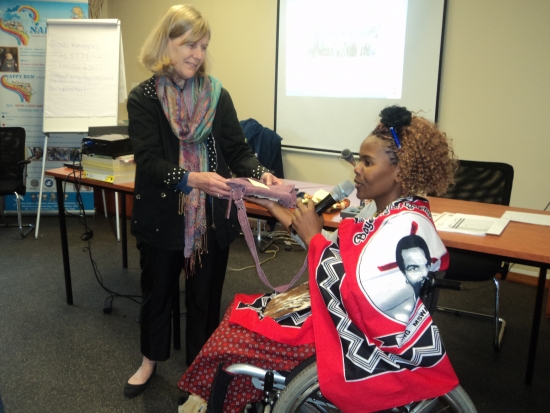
[429,198,550,386]
[45,167,134,305]
[46,170,550,384]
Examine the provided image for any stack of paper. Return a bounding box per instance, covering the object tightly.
[432,212,509,236]
[82,154,135,184]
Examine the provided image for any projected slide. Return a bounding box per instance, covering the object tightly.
[286,0,408,98]
[276,0,445,152]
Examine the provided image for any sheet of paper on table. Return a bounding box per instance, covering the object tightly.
[432,212,509,236]
[500,211,550,226]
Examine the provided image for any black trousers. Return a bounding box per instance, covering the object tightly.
[137,224,230,365]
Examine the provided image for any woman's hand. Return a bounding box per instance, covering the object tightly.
[187,172,231,198]
[244,196,294,230]
[291,199,323,247]
[261,172,282,186]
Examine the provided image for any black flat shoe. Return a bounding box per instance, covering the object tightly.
[124,364,157,399]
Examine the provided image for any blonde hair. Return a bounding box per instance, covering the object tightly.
[139,4,210,77]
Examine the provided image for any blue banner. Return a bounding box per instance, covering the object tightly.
[1,0,92,214]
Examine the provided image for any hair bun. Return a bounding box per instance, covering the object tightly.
[380,105,412,129]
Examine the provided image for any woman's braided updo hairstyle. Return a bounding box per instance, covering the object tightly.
[371,105,458,197]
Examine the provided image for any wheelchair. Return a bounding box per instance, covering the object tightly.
[222,273,478,413]
[226,358,476,412]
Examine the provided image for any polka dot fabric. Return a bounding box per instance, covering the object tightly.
[143,77,157,99]
[251,164,270,180]
[207,134,217,172]
[178,302,316,413]
[164,166,186,187]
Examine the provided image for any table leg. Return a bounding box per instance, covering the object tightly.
[114,191,120,242]
[55,177,73,305]
[121,193,128,268]
[525,264,548,384]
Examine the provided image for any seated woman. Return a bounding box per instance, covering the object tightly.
[178,106,459,413]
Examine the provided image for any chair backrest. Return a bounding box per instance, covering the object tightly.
[440,160,514,206]
[0,127,26,183]
[437,160,514,281]
[240,118,284,179]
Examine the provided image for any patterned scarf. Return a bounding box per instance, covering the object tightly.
[156,75,222,268]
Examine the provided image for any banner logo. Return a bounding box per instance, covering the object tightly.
[0,5,42,45]
[1,75,33,102]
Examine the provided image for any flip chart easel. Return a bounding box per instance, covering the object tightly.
[35,19,126,238]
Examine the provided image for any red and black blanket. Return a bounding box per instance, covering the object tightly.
[308,197,458,412]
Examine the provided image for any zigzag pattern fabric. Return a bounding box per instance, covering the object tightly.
[308,197,459,413]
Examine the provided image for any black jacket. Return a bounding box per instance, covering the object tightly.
[127,76,268,251]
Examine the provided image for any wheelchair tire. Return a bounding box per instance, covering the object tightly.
[273,362,478,413]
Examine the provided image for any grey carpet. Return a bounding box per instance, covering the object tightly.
[0,214,548,412]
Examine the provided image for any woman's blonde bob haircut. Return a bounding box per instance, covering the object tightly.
[139,4,210,77]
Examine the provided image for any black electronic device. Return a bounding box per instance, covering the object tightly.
[63,163,83,170]
[82,135,133,158]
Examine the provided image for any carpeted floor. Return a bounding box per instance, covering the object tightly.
[0,214,548,412]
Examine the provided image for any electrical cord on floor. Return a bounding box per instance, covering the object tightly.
[228,244,280,272]
[65,149,142,314]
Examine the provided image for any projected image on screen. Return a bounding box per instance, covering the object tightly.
[286,0,408,98]
[276,0,445,152]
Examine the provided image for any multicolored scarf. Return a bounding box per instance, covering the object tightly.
[156,75,222,267]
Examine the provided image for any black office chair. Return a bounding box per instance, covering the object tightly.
[0,127,34,238]
[435,160,514,351]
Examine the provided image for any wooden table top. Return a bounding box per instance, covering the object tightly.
[45,167,135,194]
[46,169,550,266]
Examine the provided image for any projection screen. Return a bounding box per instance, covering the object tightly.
[275,0,447,153]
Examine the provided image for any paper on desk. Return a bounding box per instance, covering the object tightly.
[432,212,509,236]
[501,211,550,226]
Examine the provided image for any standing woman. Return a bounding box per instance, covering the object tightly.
[124,4,280,398]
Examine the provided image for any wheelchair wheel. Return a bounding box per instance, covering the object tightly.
[272,362,478,413]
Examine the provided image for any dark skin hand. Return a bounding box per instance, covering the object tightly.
[291,198,324,247]
[246,197,323,248]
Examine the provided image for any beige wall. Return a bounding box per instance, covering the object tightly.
[104,0,550,211]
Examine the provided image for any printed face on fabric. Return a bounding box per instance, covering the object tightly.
[353,135,402,208]
[168,30,209,84]
[401,247,429,288]
[356,211,444,323]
